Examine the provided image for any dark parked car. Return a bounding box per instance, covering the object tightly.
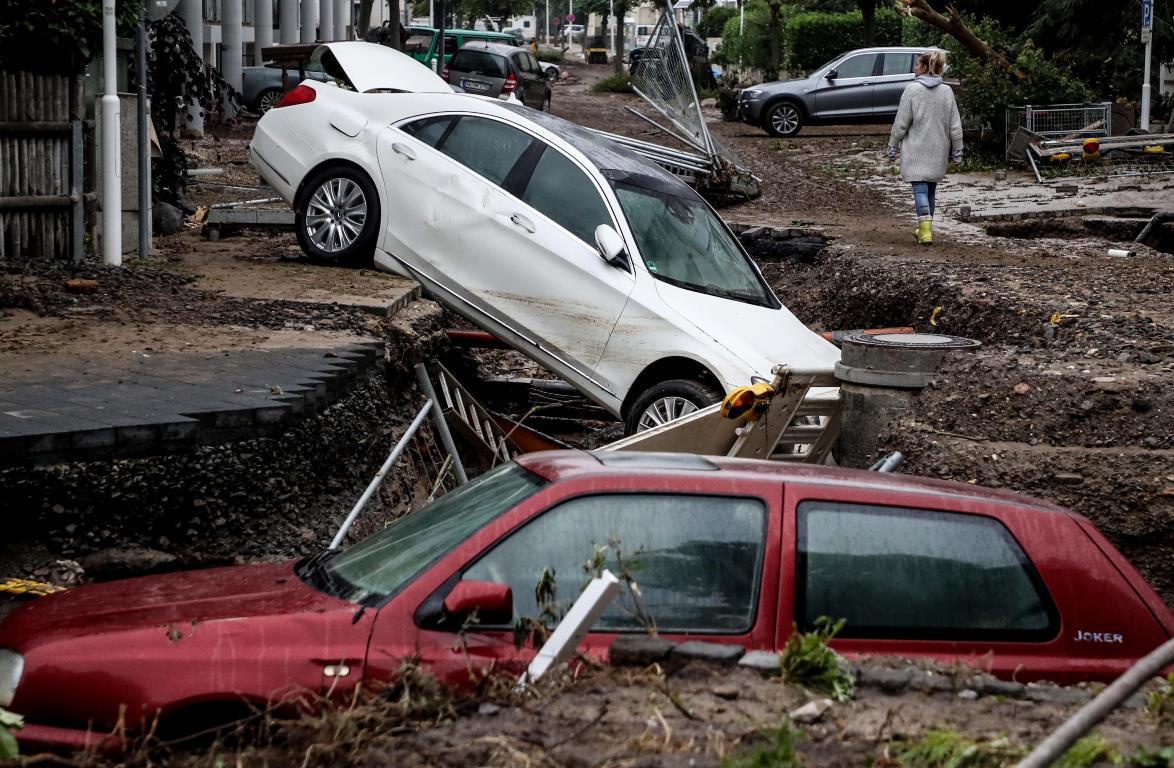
[241,59,332,113]
[737,46,947,137]
[442,41,552,110]
[629,25,714,89]
[2,451,1171,751]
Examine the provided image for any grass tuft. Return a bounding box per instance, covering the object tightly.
[779,617,854,702]
[592,74,631,93]
[723,723,801,767]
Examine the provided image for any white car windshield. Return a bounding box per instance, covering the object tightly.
[613,183,778,308]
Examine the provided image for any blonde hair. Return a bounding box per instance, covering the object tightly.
[918,50,947,76]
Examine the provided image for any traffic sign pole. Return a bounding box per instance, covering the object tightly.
[1141,0,1153,131]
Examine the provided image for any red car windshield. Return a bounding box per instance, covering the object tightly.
[308,464,546,604]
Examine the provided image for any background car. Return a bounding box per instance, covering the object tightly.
[629,26,714,89]
[3,451,1170,750]
[560,23,585,42]
[402,24,517,69]
[249,42,838,433]
[240,59,332,113]
[443,42,552,109]
[737,46,947,137]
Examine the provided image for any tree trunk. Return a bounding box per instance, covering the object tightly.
[614,1,627,73]
[767,0,780,80]
[896,0,1016,76]
[860,0,875,46]
[358,0,374,37]
[386,0,402,49]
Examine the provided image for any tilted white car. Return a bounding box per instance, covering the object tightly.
[250,42,840,433]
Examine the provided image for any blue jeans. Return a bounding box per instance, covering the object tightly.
[911,181,937,217]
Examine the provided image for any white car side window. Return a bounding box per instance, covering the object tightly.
[434,117,534,186]
[521,147,613,246]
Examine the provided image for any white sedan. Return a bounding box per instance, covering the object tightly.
[249,42,839,433]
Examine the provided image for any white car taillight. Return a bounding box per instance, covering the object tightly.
[274,84,316,109]
[0,649,23,707]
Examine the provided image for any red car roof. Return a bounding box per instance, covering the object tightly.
[515,450,1072,515]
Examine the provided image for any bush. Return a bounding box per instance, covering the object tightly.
[714,0,775,68]
[784,9,901,71]
[535,48,563,62]
[698,5,738,38]
[592,73,631,93]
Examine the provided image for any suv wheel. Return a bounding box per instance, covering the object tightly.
[765,101,803,137]
[625,379,722,435]
[294,165,379,266]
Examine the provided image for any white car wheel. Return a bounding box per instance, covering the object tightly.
[626,378,722,435]
[295,166,378,265]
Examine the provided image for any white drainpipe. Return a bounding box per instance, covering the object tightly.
[101,0,121,266]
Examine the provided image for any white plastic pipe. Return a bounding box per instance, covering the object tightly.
[516,570,620,690]
[333,0,348,40]
[318,0,333,39]
[254,0,273,64]
[221,0,242,117]
[101,0,122,266]
[301,0,315,41]
[180,0,204,136]
[1141,38,1153,131]
[280,0,299,43]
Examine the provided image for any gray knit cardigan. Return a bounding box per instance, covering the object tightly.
[888,79,964,183]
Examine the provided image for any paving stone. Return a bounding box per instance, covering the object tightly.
[1024,685,1092,705]
[672,641,745,664]
[856,667,915,694]
[608,636,674,666]
[974,678,1024,698]
[738,650,782,675]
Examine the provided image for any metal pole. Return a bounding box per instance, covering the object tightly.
[545,0,549,42]
[1141,37,1152,131]
[436,0,445,73]
[414,363,468,485]
[136,6,150,261]
[1018,638,1174,768]
[101,0,122,266]
[329,398,434,550]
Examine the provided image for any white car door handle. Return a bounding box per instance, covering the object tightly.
[510,213,536,233]
[392,142,416,160]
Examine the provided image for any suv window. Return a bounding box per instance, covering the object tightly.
[797,502,1057,641]
[835,53,877,78]
[521,147,613,245]
[449,49,509,78]
[463,493,767,632]
[881,52,915,76]
[434,116,534,186]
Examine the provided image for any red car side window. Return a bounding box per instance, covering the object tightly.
[796,501,1059,642]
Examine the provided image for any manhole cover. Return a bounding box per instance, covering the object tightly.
[843,332,982,350]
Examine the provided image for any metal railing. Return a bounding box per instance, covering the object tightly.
[1005,102,1111,161]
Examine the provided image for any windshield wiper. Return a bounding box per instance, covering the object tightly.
[298,549,346,596]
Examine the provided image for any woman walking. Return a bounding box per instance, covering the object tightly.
[887,50,963,246]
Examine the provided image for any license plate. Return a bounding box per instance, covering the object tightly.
[461,80,490,92]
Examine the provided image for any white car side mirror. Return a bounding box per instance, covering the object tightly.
[594,224,629,271]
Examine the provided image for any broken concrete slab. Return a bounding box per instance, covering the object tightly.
[608,636,675,666]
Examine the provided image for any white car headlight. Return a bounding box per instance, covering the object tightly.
[0,649,23,707]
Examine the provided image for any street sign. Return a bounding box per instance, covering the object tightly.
[566,12,576,22]
[1142,27,1153,43]
[1142,0,1153,29]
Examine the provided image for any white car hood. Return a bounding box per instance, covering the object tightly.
[312,41,451,94]
[654,281,840,385]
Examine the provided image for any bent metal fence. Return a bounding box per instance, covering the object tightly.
[0,69,86,264]
[1004,102,1111,161]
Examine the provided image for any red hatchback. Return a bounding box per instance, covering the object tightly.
[1,451,1170,750]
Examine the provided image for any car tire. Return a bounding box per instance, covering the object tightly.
[256,88,283,114]
[625,379,723,435]
[294,165,379,266]
[765,101,803,137]
[542,93,551,112]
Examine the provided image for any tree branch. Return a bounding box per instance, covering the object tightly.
[896,0,1017,77]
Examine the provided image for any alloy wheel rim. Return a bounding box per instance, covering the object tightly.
[772,106,798,134]
[637,396,700,431]
[305,178,366,254]
[259,91,282,113]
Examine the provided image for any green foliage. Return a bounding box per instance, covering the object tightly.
[1144,673,1173,727]
[0,707,22,760]
[778,617,854,702]
[1127,745,1174,768]
[901,15,944,48]
[592,73,632,92]
[698,5,738,38]
[1054,734,1119,768]
[784,8,901,71]
[724,724,801,768]
[535,48,564,62]
[939,15,1092,154]
[512,567,561,649]
[714,0,775,67]
[0,0,143,71]
[895,730,1023,767]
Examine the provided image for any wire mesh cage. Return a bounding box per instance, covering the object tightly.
[1005,102,1112,161]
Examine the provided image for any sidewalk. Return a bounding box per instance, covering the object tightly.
[0,230,421,465]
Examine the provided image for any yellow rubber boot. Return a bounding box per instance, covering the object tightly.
[917,218,933,245]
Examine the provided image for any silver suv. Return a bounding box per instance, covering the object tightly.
[737,47,945,137]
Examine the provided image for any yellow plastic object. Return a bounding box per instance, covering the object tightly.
[0,578,64,597]
[1050,152,1072,162]
[1143,145,1165,154]
[720,382,775,421]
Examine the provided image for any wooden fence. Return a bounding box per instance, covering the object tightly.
[0,69,85,264]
